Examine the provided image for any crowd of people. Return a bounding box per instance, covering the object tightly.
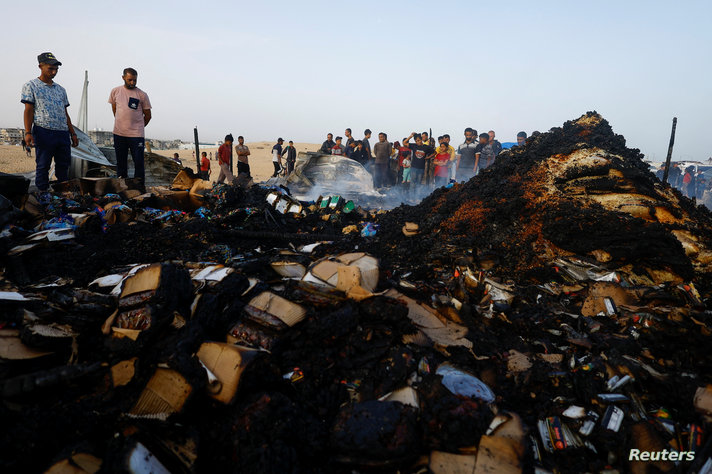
[656,163,710,200]
[205,128,529,190]
[25,51,709,203]
[197,135,292,184]
[305,127,529,191]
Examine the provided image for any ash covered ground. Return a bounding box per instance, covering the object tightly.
[2,112,712,473]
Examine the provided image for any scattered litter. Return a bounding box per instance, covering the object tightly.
[2,113,712,472]
[360,222,378,237]
[436,363,496,403]
[402,222,419,237]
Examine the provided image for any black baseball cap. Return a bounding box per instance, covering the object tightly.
[38,52,61,66]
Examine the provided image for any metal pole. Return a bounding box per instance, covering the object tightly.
[194,127,201,172]
[77,71,88,133]
[662,117,677,184]
[229,138,234,173]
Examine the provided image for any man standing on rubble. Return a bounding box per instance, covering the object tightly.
[455,127,478,182]
[108,67,152,182]
[21,52,79,195]
[488,130,502,156]
[373,132,392,188]
[282,140,297,175]
[235,136,251,177]
[319,133,335,154]
[362,129,373,166]
[421,131,437,184]
[403,132,434,189]
[474,132,496,174]
[345,128,355,150]
[216,134,235,184]
[272,138,284,177]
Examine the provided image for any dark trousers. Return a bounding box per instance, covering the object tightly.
[411,168,424,185]
[237,161,251,176]
[373,163,388,188]
[33,125,71,191]
[287,160,295,174]
[114,134,145,180]
[272,162,281,177]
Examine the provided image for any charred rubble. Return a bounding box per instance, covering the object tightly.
[1,113,712,473]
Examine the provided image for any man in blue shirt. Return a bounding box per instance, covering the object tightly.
[21,52,79,193]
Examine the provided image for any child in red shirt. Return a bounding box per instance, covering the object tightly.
[433,143,451,187]
[394,140,410,185]
[200,151,211,180]
[331,136,345,155]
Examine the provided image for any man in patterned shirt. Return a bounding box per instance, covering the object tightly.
[21,52,79,193]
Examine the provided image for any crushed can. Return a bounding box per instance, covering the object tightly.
[579,410,600,436]
[601,406,624,432]
[547,416,568,450]
[597,393,629,403]
[329,195,343,209]
[537,419,555,453]
[604,297,617,315]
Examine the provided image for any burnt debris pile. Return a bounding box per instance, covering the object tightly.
[2,113,712,473]
[372,112,712,285]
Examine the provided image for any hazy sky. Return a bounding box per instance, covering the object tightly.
[2,0,710,161]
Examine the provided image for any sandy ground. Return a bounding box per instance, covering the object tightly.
[0,142,320,183]
[0,145,33,174]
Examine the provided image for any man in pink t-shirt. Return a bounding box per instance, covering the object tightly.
[108,67,152,181]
